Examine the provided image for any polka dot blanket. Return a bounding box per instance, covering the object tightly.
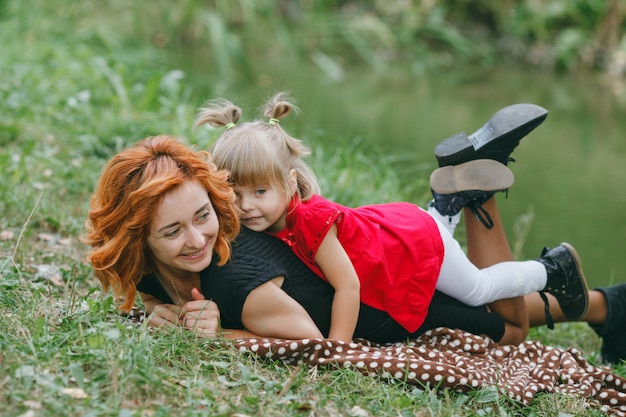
[235,327,626,416]
[123,310,626,415]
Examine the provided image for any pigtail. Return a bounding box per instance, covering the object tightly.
[263,92,299,123]
[194,99,242,130]
[262,93,320,200]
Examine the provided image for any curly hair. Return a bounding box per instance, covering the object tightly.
[82,135,240,312]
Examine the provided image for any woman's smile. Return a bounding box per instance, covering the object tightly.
[179,241,210,260]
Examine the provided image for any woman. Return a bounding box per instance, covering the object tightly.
[83,135,238,333]
[83,134,625,364]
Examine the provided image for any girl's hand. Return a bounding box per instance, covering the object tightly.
[180,288,221,337]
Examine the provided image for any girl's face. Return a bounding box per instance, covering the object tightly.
[234,182,289,233]
[146,180,219,275]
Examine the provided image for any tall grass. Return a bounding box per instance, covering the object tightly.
[0,1,623,416]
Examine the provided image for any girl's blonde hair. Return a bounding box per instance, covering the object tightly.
[195,92,320,202]
[82,135,240,312]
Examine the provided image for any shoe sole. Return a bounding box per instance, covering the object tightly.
[429,159,514,195]
[435,103,548,167]
[560,242,590,320]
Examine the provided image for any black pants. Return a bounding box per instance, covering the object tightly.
[355,291,506,344]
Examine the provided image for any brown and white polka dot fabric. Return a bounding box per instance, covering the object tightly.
[236,327,626,416]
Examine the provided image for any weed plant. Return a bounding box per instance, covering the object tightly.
[1,1,624,416]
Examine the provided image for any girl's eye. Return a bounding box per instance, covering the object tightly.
[255,189,266,196]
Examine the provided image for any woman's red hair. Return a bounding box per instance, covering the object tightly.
[82,135,240,312]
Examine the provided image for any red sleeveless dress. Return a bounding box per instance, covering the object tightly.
[270,195,444,332]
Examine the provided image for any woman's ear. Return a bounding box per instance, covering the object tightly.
[288,169,298,194]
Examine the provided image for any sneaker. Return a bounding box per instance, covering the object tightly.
[429,159,514,229]
[588,283,626,365]
[434,103,548,167]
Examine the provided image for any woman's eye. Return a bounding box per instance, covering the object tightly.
[163,229,180,238]
[197,210,212,222]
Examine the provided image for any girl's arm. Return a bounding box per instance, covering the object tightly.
[314,224,361,342]
[241,279,324,339]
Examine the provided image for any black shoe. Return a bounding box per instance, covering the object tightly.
[537,243,589,322]
[434,103,548,167]
[430,159,513,229]
[588,283,626,365]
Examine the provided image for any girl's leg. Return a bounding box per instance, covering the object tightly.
[436,222,548,308]
[467,198,626,364]
[463,196,529,345]
[525,291,607,327]
[429,157,530,344]
[464,198,607,329]
[432,168,589,344]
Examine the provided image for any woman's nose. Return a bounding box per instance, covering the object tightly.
[186,226,205,247]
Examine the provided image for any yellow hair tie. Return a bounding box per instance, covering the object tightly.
[224,122,236,130]
[268,118,280,126]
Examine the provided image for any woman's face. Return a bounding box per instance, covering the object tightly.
[146,180,219,275]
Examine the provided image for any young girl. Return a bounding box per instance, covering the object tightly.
[195,92,589,342]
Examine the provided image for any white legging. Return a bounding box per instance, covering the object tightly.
[429,213,548,307]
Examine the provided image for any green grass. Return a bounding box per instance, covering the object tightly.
[1,1,624,416]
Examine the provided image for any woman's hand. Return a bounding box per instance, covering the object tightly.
[146,303,184,327]
[179,288,221,337]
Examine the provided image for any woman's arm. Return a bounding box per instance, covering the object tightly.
[241,279,324,339]
[314,224,361,342]
[140,290,254,339]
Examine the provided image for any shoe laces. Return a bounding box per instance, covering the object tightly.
[467,189,509,230]
[538,291,555,330]
[468,203,494,229]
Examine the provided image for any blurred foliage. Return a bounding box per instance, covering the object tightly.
[110,0,626,82]
[5,1,624,96]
